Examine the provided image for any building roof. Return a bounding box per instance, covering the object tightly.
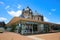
[33,10,43,17]
[7,17,60,26]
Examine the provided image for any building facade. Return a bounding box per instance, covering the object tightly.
[20,6,43,21]
[7,6,60,35]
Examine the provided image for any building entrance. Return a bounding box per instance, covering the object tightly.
[33,24,38,33]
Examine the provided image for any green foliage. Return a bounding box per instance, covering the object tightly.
[11,24,16,32]
[0,21,5,27]
[0,21,6,30]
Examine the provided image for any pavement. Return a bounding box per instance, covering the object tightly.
[27,32,60,40]
[0,32,33,40]
[0,32,60,40]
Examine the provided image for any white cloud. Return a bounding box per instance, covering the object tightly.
[49,12,51,15]
[51,8,56,12]
[44,16,49,21]
[48,8,56,16]
[5,4,22,17]
[0,17,7,21]
[5,5,10,9]
[17,4,21,9]
[57,22,60,24]
[8,10,22,17]
[0,1,4,5]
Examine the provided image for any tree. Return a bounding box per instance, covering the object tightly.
[11,24,16,32]
[0,21,5,27]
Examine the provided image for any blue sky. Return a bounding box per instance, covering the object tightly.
[0,0,60,24]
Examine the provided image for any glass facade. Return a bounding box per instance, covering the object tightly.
[38,24,44,33]
[15,21,60,35]
[51,25,60,32]
[44,24,50,33]
[15,21,45,34]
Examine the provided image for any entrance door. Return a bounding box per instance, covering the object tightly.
[33,24,38,33]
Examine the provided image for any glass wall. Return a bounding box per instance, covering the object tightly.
[38,24,44,33]
[16,21,60,34]
[51,25,60,32]
[44,24,50,33]
[15,21,60,35]
[18,21,39,34]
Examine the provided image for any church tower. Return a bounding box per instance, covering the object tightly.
[21,6,33,19]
